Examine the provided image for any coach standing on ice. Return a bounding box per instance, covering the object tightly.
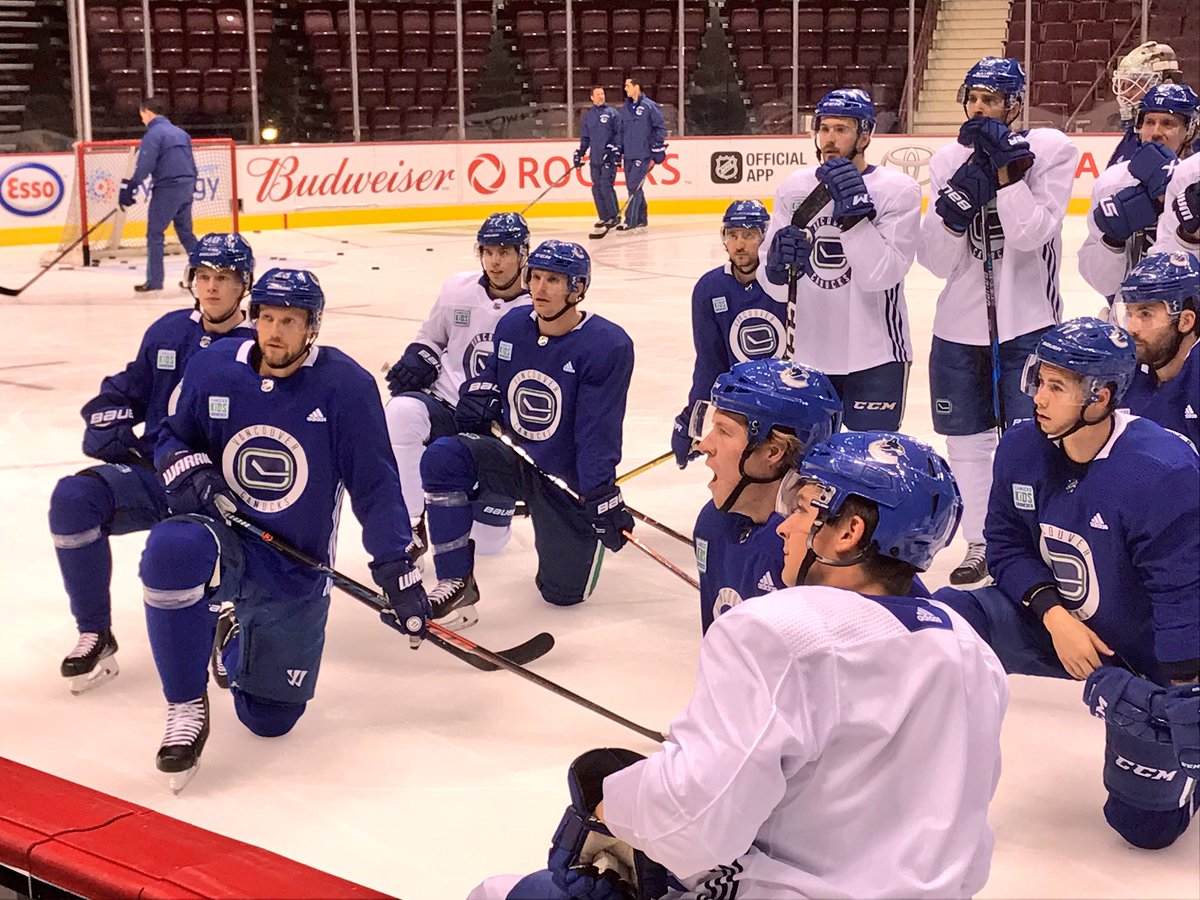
[574,87,622,233]
[615,76,667,233]
[118,96,199,294]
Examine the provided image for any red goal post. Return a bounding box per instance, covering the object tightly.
[50,137,239,266]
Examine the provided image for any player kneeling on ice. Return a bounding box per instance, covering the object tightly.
[685,358,843,633]
[49,233,256,695]
[936,318,1200,849]
[470,432,1009,900]
[384,212,533,562]
[138,268,428,792]
[419,240,634,629]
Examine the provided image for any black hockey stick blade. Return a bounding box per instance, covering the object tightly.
[427,629,555,671]
[0,208,119,297]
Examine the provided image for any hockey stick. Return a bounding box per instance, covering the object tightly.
[615,451,673,485]
[783,183,833,358]
[519,166,577,217]
[226,514,554,673]
[979,198,1007,433]
[0,208,118,297]
[488,424,699,590]
[230,517,664,742]
[628,507,692,547]
[589,161,656,240]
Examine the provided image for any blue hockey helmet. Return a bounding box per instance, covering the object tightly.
[1020,317,1138,406]
[186,232,255,285]
[524,239,591,297]
[957,56,1027,107]
[1135,82,1200,141]
[250,267,326,333]
[813,88,877,135]
[1117,251,1200,316]
[794,431,962,573]
[476,212,531,253]
[722,199,769,233]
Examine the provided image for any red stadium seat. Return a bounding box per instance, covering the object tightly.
[1077,39,1111,61]
[402,10,430,36]
[645,9,673,33]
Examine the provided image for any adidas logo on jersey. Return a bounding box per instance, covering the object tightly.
[562,361,575,373]
[1186,404,1197,420]
[757,572,777,593]
[1090,512,1109,531]
[307,408,327,423]
[916,606,942,624]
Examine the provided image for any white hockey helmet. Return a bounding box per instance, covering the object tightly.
[1113,41,1182,119]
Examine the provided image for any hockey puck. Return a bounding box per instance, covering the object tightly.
[371,266,379,270]
[337,251,344,256]
[426,247,433,252]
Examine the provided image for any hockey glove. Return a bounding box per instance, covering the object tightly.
[960,117,1036,178]
[671,410,699,469]
[604,144,622,168]
[454,380,502,434]
[1093,184,1159,244]
[586,484,633,552]
[159,449,236,520]
[1173,180,1200,238]
[1083,667,1170,743]
[817,157,876,225]
[374,557,430,649]
[935,160,997,234]
[386,342,440,396]
[765,225,813,285]
[81,395,142,463]
[574,149,586,169]
[1161,684,1200,776]
[650,145,667,165]
[1128,140,1178,199]
[118,179,136,210]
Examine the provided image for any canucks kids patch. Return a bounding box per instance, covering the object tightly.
[1012,483,1035,510]
[209,396,230,420]
[156,349,177,370]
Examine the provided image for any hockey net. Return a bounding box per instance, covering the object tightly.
[47,137,238,266]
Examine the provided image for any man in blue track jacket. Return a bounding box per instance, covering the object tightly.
[616,76,667,232]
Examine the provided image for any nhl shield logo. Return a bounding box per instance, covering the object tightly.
[710,152,743,184]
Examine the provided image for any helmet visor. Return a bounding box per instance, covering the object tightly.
[688,400,718,442]
[775,471,836,518]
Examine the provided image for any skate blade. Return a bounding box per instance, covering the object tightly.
[433,604,479,632]
[163,762,200,795]
[68,658,119,695]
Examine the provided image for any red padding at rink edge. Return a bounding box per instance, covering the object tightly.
[0,757,393,899]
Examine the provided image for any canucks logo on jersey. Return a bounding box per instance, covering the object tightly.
[508,369,564,441]
[806,216,854,290]
[222,425,311,513]
[967,202,1006,262]
[729,308,785,361]
[464,332,496,379]
[1038,523,1101,620]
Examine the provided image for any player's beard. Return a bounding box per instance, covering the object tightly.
[1135,326,1186,371]
[259,339,309,371]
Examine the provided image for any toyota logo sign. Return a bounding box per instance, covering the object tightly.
[879,145,934,186]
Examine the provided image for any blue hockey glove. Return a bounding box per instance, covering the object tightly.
[650,145,666,165]
[80,395,142,463]
[374,557,430,649]
[671,410,698,469]
[118,179,136,210]
[454,380,502,434]
[960,117,1036,177]
[1161,684,1200,777]
[1094,184,1159,244]
[817,157,876,225]
[585,484,633,552]
[574,149,585,169]
[385,342,440,396]
[1128,140,1178,199]
[159,449,236,520]
[604,144,621,168]
[935,160,997,234]
[764,225,813,285]
[1174,181,1200,237]
[1083,667,1169,742]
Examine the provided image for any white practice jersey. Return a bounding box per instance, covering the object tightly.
[411,271,531,405]
[757,164,921,374]
[1078,160,1148,299]
[603,586,1009,900]
[918,128,1078,345]
[1151,152,1200,258]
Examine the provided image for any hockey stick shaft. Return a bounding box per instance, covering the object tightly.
[979,198,1007,433]
[519,166,577,217]
[628,507,692,547]
[0,208,118,297]
[624,531,699,589]
[228,513,666,742]
[615,451,673,485]
[782,183,833,358]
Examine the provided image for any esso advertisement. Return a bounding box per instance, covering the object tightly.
[0,161,65,217]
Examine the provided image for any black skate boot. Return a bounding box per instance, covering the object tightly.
[949,542,990,586]
[157,693,210,794]
[60,629,119,694]
[210,604,239,690]
[428,571,481,631]
[407,515,428,570]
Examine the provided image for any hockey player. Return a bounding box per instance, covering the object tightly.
[574,88,622,232]
[1152,151,1200,256]
[384,213,532,558]
[615,77,666,232]
[760,88,922,433]
[687,358,843,633]
[49,233,256,694]
[1115,252,1200,448]
[118,96,199,293]
[670,200,785,468]
[1107,41,1184,168]
[470,433,1009,900]
[137,268,428,789]
[419,240,634,628]
[917,57,1078,586]
[937,318,1199,850]
[1080,82,1198,301]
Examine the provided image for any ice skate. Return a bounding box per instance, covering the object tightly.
[157,694,210,794]
[210,603,238,690]
[428,572,480,631]
[407,515,428,571]
[949,542,990,586]
[60,629,119,694]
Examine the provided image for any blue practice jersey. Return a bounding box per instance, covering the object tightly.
[578,104,620,158]
[985,413,1200,682]
[619,95,667,160]
[693,502,785,634]
[1121,341,1200,450]
[130,115,197,187]
[157,340,411,571]
[88,309,253,459]
[685,264,786,414]
[482,308,634,495]
[1108,124,1200,168]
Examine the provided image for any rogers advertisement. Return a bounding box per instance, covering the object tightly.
[0,134,1120,238]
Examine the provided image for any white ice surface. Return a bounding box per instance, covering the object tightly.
[0,215,1196,899]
